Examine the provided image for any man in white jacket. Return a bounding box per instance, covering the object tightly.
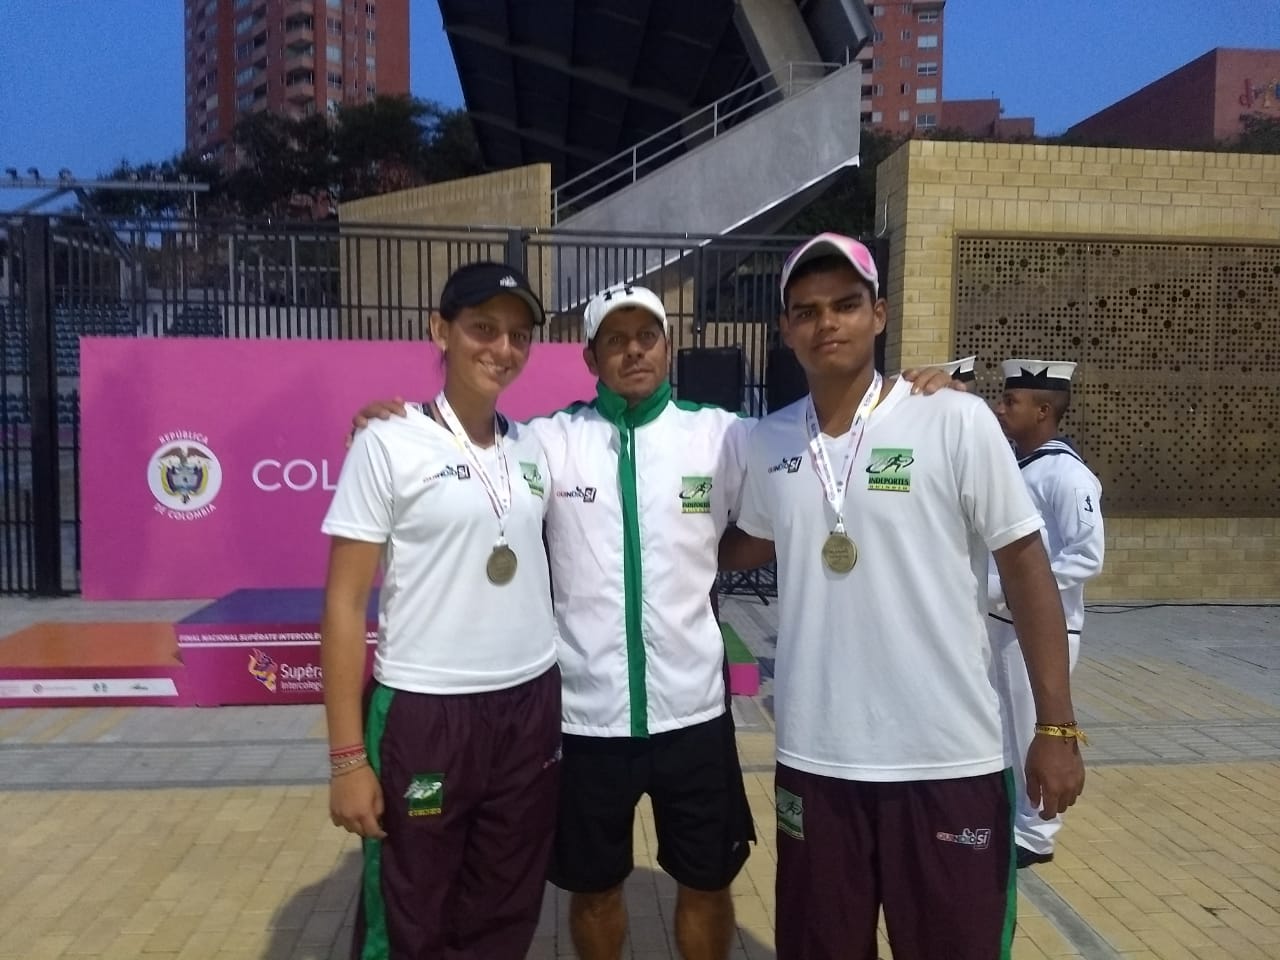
[531,284,757,960]
[989,358,1105,868]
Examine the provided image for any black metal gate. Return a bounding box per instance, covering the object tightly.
[2,214,817,596]
[0,220,37,593]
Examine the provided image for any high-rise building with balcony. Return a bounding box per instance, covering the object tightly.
[184,0,410,157]
[854,0,944,135]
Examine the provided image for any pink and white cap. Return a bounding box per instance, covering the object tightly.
[779,232,880,306]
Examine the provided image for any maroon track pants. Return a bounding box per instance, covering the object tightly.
[351,667,562,960]
[774,763,1016,960]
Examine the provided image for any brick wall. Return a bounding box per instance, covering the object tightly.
[1104,518,1279,600]
[338,164,552,226]
[875,140,1280,601]
[336,165,553,337]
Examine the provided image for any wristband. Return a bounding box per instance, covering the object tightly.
[330,757,371,778]
[330,751,369,773]
[1035,723,1089,746]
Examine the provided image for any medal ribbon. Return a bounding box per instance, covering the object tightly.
[433,391,512,542]
[805,371,883,534]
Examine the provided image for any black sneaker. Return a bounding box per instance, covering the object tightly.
[1016,846,1054,869]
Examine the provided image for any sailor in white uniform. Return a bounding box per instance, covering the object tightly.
[989,358,1105,867]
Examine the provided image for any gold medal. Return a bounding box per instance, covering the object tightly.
[486,544,519,585]
[821,532,858,574]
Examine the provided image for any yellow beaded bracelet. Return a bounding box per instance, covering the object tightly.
[1034,723,1090,746]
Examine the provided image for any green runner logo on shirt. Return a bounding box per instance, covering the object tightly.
[520,461,545,497]
[405,774,444,817]
[866,448,914,492]
[679,476,712,513]
[777,786,805,839]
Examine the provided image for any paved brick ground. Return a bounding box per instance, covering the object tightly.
[0,596,1277,958]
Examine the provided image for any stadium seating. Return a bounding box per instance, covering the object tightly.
[166,304,224,338]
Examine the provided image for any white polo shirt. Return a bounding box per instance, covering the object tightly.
[528,383,753,737]
[737,377,1044,781]
[322,405,558,694]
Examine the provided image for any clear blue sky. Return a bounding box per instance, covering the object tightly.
[0,0,1276,202]
[946,0,1277,132]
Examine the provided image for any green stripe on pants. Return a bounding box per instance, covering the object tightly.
[999,767,1018,959]
[360,682,396,960]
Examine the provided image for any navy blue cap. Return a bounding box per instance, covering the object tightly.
[439,262,546,325]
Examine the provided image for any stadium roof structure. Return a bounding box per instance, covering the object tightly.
[439,0,872,187]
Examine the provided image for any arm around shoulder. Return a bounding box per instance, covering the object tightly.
[719,524,775,571]
[725,418,776,568]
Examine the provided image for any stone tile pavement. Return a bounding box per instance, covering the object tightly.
[0,596,1277,958]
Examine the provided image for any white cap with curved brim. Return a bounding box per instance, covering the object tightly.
[584,284,669,341]
[1001,359,1077,391]
[938,356,977,382]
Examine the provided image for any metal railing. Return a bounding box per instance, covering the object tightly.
[551,59,850,223]
[0,214,816,595]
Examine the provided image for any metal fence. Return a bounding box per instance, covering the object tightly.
[1,214,808,595]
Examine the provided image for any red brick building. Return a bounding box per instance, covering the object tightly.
[1068,48,1280,148]
[184,0,410,158]
[855,0,946,134]
[941,98,1034,138]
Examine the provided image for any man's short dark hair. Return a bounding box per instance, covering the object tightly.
[1033,388,1071,423]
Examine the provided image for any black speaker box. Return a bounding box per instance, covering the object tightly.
[677,346,744,411]
[766,345,808,412]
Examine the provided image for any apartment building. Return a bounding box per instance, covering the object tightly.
[184,0,409,157]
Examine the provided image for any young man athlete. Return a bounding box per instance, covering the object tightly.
[720,233,1087,960]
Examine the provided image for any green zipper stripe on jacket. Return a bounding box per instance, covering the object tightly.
[595,379,671,739]
[619,423,647,736]
[360,682,395,960]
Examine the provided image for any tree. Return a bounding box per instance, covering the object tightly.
[333,95,431,200]
[422,105,485,184]
[1226,114,1280,153]
[224,111,334,219]
[83,154,226,220]
[333,96,485,201]
[81,96,486,221]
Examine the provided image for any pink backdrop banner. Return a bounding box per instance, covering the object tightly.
[81,337,596,600]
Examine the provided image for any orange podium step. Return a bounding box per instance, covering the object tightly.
[0,622,193,706]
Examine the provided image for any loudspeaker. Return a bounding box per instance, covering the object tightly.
[766,346,808,412]
[677,346,744,412]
